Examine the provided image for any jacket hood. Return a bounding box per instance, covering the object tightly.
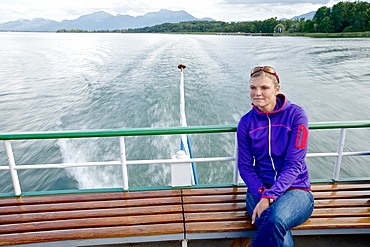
[252,93,291,115]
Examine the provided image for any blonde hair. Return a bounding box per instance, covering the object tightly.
[250,71,279,87]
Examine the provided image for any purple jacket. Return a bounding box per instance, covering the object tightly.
[237,94,311,201]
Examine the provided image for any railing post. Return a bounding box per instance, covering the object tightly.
[233,133,239,185]
[182,239,188,247]
[333,128,347,181]
[119,137,129,190]
[4,140,22,195]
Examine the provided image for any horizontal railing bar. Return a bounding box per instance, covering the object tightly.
[126,157,235,165]
[308,121,370,129]
[4,157,235,170]
[2,151,368,171]
[12,161,121,169]
[0,121,369,140]
[1,150,367,171]
[0,125,237,140]
[306,153,339,157]
[306,151,370,158]
[342,151,370,156]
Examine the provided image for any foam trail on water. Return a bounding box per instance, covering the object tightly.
[58,138,122,189]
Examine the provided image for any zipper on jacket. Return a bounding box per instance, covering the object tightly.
[267,114,277,181]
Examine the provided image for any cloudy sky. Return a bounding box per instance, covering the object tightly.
[0,0,356,24]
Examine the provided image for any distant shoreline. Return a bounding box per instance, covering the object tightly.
[1,31,370,38]
[195,31,370,38]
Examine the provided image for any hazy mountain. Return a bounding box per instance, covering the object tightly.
[291,11,316,20]
[0,9,214,32]
[0,18,59,31]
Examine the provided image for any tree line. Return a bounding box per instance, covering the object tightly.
[57,1,370,34]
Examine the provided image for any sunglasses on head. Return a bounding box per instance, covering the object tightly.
[250,66,280,83]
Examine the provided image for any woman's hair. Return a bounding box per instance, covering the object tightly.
[250,71,279,87]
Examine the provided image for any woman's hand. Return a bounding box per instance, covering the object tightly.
[251,198,270,224]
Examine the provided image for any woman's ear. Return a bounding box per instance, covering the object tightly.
[276,84,281,95]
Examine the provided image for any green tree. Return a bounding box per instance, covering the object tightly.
[331,1,355,32]
[302,20,317,33]
[314,6,331,24]
[318,16,334,32]
[351,1,370,31]
[261,18,279,33]
[288,23,302,33]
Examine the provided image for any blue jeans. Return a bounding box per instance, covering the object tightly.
[246,189,314,247]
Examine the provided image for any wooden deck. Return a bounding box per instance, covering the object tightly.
[0,181,369,246]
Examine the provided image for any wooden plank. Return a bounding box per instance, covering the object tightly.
[0,204,183,224]
[183,202,246,213]
[182,187,247,196]
[182,191,368,206]
[184,212,247,222]
[185,207,370,221]
[311,182,370,192]
[314,198,370,208]
[294,217,370,230]
[312,190,369,199]
[311,207,370,217]
[0,190,182,206]
[182,194,245,204]
[0,223,184,246]
[186,217,370,233]
[0,213,184,234]
[0,196,182,215]
[185,203,370,216]
[185,221,255,233]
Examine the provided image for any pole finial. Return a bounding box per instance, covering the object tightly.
[178,64,186,72]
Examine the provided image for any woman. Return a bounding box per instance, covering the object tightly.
[236,66,314,247]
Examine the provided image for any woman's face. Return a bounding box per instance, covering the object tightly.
[250,75,280,112]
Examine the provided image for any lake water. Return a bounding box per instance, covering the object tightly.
[0,32,369,193]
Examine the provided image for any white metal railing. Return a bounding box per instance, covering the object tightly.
[1,135,236,195]
[1,122,370,196]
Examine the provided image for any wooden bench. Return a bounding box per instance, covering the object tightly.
[0,190,184,246]
[295,182,370,235]
[183,182,370,240]
[0,181,369,246]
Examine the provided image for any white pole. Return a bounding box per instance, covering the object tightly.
[182,239,188,247]
[4,140,22,196]
[179,64,190,155]
[119,136,129,190]
[233,133,240,185]
[177,64,196,185]
[333,128,346,181]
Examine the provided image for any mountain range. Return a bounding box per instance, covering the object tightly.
[0,9,315,32]
[0,9,214,32]
[291,11,315,21]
